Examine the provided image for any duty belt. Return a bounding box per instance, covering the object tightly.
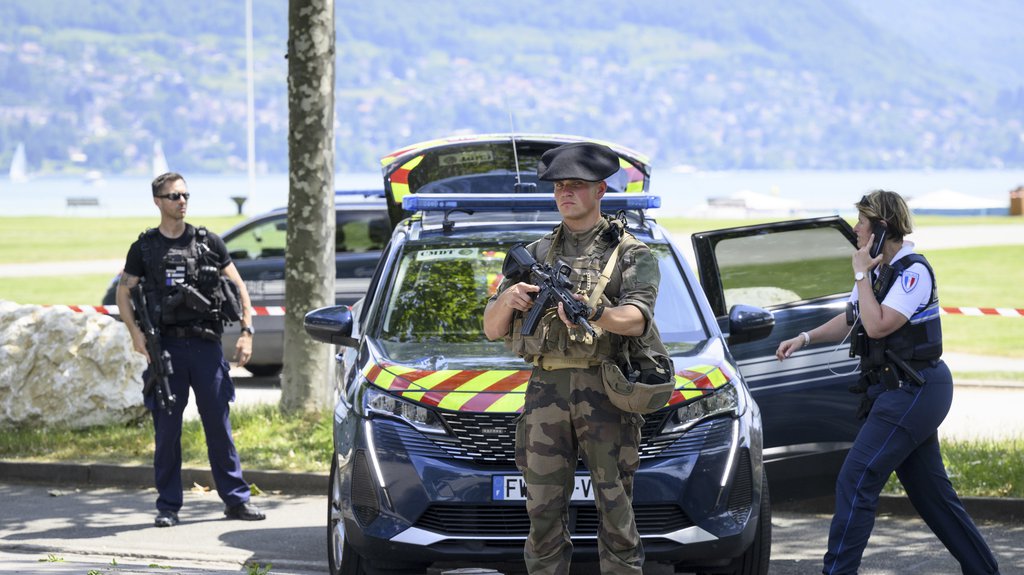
[162,325,221,342]
[532,357,602,371]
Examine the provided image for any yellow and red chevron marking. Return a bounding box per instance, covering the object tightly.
[380,133,652,168]
[362,362,531,413]
[619,158,645,194]
[667,363,735,406]
[388,154,425,206]
[361,359,736,413]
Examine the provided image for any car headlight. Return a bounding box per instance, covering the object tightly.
[661,383,739,435]
[363,385,448,435]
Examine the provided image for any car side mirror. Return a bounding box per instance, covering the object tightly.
[304,305,358,347]
[721,304,775,345]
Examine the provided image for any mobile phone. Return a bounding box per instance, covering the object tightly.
[869,219,888,258]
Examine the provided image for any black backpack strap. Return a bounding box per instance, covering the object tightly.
[138,228,160,279]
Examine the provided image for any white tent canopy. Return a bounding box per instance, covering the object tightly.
[907,189,1005,210]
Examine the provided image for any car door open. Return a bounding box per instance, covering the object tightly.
[692,216,865,500]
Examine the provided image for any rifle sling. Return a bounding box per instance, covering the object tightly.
[588,241,622,307]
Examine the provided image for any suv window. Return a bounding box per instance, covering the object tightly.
[374,240,707,364]
[338,212,391,253]
[226,216,288,260]
[225,211,389,260]
[713,227,853,310]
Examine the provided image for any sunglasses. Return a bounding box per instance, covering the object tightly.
[156,192,190,201]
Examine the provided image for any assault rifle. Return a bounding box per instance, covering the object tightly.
[129,284,177,414]
[503,244,596,337]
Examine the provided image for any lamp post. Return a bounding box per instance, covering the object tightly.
[245,0,256,211]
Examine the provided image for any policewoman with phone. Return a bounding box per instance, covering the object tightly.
[776,190,1001,575]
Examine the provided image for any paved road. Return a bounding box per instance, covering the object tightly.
[1,482,1022,575]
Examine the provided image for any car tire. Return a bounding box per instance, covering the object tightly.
[246,364,283,377]
[328,452,366,575]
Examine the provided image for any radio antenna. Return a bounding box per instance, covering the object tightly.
[506,102,534,193]
[507,105,522,192]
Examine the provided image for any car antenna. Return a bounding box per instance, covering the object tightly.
[507,104,535,194]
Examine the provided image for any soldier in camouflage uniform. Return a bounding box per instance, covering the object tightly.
[483,142,660,575]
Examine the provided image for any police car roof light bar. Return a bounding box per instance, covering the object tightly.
[402,193,660,213]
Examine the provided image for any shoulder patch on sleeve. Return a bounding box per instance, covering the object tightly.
[900,270,920,293]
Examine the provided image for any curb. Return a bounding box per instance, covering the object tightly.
[774,493,1024,524]
[0,461,327,496]
[4,461,1022,525]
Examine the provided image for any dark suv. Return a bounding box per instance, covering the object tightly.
[102,192,389,376]
[304,135,863,574]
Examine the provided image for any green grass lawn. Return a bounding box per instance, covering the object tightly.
[2,216,1021,359]
[884,437,1024,498]
[0,216,245,264]
[0,405,333,473]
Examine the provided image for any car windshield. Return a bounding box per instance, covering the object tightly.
[375,240,707,367]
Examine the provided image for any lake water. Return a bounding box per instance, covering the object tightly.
[3,169,1023,218]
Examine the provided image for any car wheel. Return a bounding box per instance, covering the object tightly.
[328,452,366,575]
[246,364,282,377]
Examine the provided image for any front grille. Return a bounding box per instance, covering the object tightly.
[439,412,518,464]
[376,410,730,465]
[417,505,531,535]
[415,504,693,537]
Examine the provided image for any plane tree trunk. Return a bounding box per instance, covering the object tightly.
[281,0,335,414]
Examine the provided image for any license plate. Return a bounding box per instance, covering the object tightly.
[493,475,594,501]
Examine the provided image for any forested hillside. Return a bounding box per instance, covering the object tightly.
[2,0,1023,176]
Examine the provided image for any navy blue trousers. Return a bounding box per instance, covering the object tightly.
[823,361,1000,575]
[147,336,251,513]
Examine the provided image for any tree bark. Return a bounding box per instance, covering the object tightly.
[282,0,335,414]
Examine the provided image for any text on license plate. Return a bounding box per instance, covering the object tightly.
[493,475,594,501]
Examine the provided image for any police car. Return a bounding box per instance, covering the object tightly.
[102,192,389,376]
[304,134,863,574]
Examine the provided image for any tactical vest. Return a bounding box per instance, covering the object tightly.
[510,215,639,363]
[853,253,942,370]
[139,225,233,333]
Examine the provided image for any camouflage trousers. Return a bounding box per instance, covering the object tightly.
[514,365,644,575]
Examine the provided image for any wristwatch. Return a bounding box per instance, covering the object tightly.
[240,325,255,336]
[854,271,866,282]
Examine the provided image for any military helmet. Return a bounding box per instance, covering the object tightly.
[601,360,675,415]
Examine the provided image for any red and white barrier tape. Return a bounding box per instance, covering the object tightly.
[47,305,1024,317]
[940,307,1024,317]
[45,305,287,317]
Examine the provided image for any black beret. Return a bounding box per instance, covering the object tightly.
[537,142,620,182]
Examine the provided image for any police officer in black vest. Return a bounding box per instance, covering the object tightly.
[116,172,265,527]
[776,190,999,575]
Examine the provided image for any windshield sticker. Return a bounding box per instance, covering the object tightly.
[438,150,494,167]
[416,248,478,261]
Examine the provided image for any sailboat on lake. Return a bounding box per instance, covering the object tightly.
[152,140,169,177]
[9,142,28,183]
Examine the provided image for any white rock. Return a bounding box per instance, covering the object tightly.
[0,301,148,428]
